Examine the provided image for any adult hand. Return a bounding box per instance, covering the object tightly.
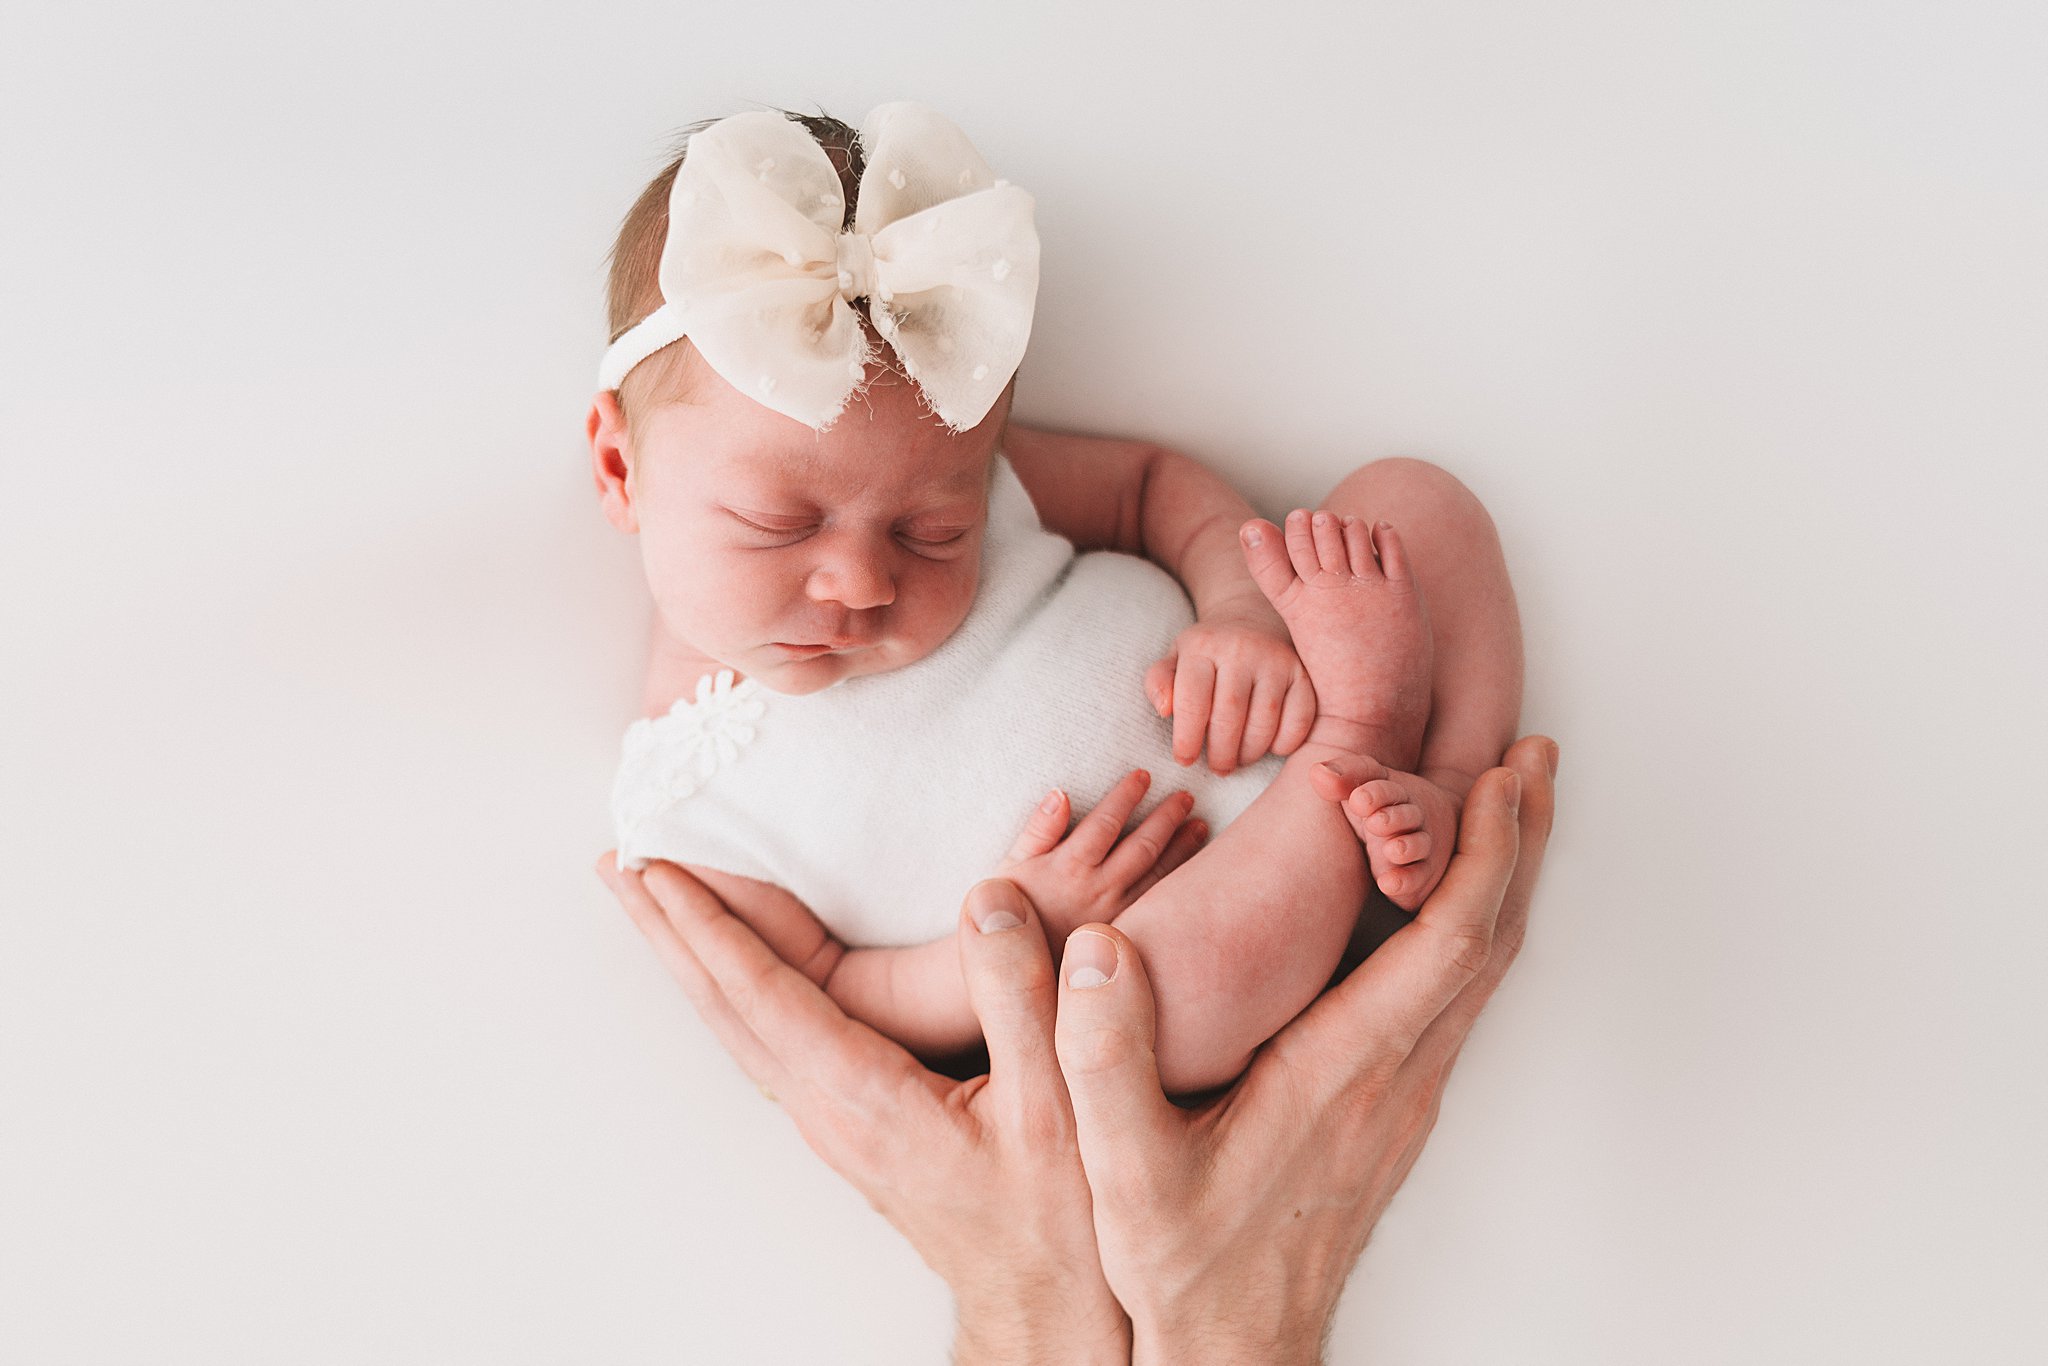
[1051,735,1559,1365]
[597,857,1131,1366]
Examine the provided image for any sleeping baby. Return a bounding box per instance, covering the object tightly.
[591,102,1523,1094]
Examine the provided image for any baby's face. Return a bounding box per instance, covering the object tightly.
[623,352,1011,695]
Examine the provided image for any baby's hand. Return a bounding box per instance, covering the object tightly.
[1145,603,1317,775]
[997,770,1208,947]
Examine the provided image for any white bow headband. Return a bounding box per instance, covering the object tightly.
[597,101,1041,433]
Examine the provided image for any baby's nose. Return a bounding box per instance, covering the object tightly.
[805,547,895,610]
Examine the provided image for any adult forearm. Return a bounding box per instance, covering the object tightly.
[1136,445,1281,622]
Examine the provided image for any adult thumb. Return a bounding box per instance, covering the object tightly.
[1054,925,1181,1158]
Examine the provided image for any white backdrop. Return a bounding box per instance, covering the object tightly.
[5,1,2045,1361]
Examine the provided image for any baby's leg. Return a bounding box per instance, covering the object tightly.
[1108,513,1426,1094]
[1109,459,1520,1095]
[1323,457,1523,800]
[1309,459,1524,912]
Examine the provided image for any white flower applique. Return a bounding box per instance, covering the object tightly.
[616,670,766,847]
[653,669,766,796]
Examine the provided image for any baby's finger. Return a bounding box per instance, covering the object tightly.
[1144,655,1176,717]
[1067,769,1153,865]
[1238,673,1284,767]
[1004,789,1071,865]
[1170,655,1217,766]
[1102,789,1196,888]
[1272,672,1318,755]
[1205,669,1252,775]
[1124,816,1208,901]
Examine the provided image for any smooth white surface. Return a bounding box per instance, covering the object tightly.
[4,2,2044,1361]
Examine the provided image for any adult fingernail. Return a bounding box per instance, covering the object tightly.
[1505,771,1523,814]
[970,882,1027,933]
[1545,740,1560,777]
[1065,930,1118,988]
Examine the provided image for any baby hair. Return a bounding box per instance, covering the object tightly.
[602,106,870,429]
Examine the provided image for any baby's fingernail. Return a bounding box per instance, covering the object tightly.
[1191,821,1209,841]
[1545,740,1561,777]
[1243,525,1263,546]
[1040,789,1064,814]
[1065,930,1118,988]
[1505,771,1523,814]
[971,882,1028,933]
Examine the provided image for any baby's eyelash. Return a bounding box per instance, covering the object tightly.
[730,513,966,549]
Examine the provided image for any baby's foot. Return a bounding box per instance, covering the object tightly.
[1309,753,1462,911]
[1241,510,1432,765]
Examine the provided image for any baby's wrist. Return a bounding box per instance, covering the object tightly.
[1197,585,1285,628]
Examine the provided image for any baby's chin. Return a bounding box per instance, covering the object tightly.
[746,639,933,694]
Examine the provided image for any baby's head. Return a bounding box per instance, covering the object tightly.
[586,107,1025,696]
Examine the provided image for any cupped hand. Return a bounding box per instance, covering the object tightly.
[1050,735,1559,1365]
[597,857,1132,1366]
[997,768,1210,948]
[1144,601,1316,775]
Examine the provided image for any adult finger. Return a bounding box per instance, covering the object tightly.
[1005,789,1072,864]
[1101,788,1197,888]
[1068,770,1152,865]
[1279,766,1521,1084]
[596,854,787,1097]
[1206,667,1252,775]
[1054,925,1183,1166]
[1170,655,1217,766]
[638,861,905,1096]
[1409,737,1559,1080]
[956,880,1068,1118]
[1272,671,1317,755]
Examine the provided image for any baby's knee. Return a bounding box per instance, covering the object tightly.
[1335,456,1496,540]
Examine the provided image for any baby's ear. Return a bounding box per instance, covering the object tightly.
[587,391,639,534]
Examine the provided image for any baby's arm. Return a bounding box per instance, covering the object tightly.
[676,865,983,1060]
[1005,425,1314,775]
[678,774,1207,1064]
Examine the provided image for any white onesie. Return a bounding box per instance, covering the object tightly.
[610,450,1284,947]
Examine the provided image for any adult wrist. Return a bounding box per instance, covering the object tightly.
[1123,1261,1338,1366]
[1130,1311,1325,1366]
[952,1277,1131,1366]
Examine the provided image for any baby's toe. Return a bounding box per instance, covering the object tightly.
[1376,861,1434,909]
[1283,509,1321,580]
[1310,510,1348,574]
[1242,518,1301,610]
[1364,801,1425,837]
[1381,829,1433,866]
[1345,777,1410,820]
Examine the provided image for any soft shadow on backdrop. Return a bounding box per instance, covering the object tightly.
[3,1,2044,1362]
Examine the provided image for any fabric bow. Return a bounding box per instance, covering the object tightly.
[597,101,1040,433]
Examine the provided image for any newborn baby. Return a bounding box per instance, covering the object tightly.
[592,103,1522,1093]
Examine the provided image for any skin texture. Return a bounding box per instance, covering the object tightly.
[598,735,1558,1364]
